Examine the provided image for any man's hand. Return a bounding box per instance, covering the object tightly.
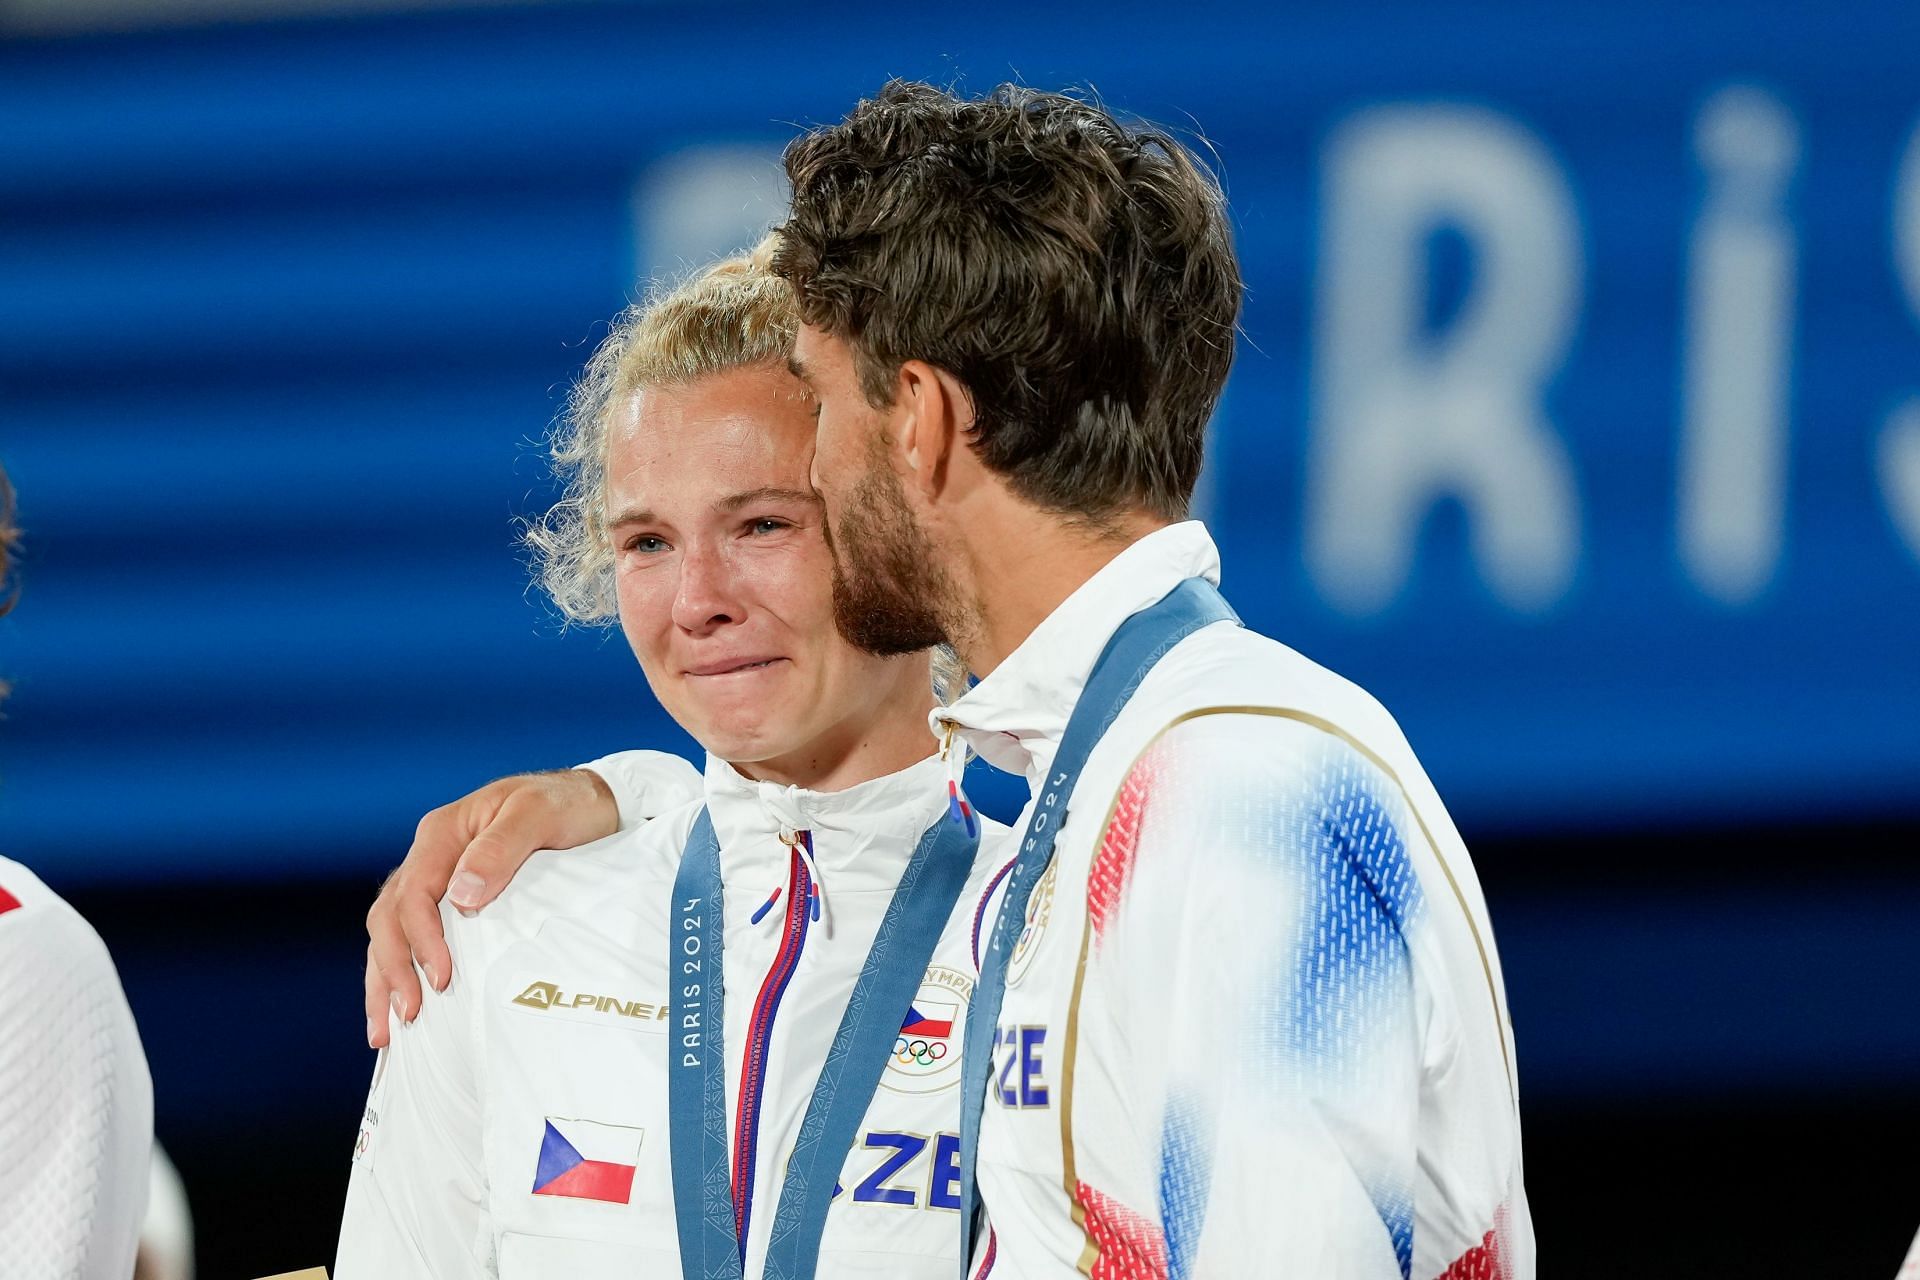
[363,768,620,1047]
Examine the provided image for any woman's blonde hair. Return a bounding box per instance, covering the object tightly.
[525,237,797,625]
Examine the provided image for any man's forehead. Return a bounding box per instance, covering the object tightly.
[788,324,843,377]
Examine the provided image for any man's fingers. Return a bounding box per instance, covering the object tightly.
[448,809,548,914]
[369,912,423,1027]
[364,944,392,1049]
[446,860,494,915]
[399,803,477,907]
[397,889,453,993]
[358,772,600,1044]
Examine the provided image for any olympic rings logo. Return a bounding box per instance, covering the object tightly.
[893,1036,950,1067]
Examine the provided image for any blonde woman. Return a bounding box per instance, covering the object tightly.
[336,248,1009,1279]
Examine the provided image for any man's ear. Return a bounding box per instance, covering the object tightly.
[890,359,973,500]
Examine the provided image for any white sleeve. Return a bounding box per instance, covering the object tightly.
[1099,715,1423,1278]
[573,749,703,833]
[0,862,153,1280]
[336,901,493,1278]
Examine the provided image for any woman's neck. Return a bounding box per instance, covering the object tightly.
[731,671,938,793]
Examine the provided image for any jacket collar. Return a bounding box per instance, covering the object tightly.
[702,750,949,895]
[932,520,1223,787]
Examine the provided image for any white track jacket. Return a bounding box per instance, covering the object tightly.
[943,522,1533,1280]
[0,857,152,1280]
[336,751,1010,1280]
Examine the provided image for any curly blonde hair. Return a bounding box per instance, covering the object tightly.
[525,239,797,624]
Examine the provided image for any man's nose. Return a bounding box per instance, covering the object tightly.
[671,545,742,634]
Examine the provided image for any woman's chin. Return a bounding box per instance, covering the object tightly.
[694,722,797,771]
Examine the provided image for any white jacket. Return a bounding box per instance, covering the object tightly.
[336,751,1012,1280]
[0,857,152,1280]
[939,522,1533,1280]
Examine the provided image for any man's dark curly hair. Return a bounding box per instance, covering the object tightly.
[773,80,1242,523]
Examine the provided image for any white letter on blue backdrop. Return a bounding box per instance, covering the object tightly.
[1307,105,1583,616]
[1881,116,1920,566]
[632,144,788,286]
[1679,86,1801,605]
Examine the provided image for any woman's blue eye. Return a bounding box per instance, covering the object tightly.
[630,536,666,553]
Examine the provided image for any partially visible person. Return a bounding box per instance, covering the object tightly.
[777,81,1529,1279]
[134,1145,195,1280]
[336,248,1007,1278]
[0,464,156,1280]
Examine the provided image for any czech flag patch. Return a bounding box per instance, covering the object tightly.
[900,999,957,1040]
[532,1117,643,1204]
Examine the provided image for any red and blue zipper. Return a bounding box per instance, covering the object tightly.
[730,835,815,1257]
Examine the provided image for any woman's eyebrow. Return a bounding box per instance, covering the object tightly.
[715,486,820,514]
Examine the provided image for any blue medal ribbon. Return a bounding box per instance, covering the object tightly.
[670,801,979,1280]
[954,577,1239,1274]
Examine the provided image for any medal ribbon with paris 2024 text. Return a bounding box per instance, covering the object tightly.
[954,577,1239,1275]
[669,800,979,1280]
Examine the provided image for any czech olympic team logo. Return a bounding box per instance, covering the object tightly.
[897,1001,955,1067]
[882,966,972,1094]
[1005,856,1058,987]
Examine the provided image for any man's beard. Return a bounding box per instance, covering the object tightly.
[824,456,954,657]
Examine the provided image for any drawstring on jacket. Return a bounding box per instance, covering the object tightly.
[940,722,979,838]
[791,829,826,929]
[746,736,975,940]
[753,782,831,938]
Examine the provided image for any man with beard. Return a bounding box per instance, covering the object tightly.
[368,83,1533,1278]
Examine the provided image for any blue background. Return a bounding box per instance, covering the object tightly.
[1,3,1917,1275]
[6,0,1918,878]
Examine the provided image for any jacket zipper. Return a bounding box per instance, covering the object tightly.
[731,841,813,1257]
